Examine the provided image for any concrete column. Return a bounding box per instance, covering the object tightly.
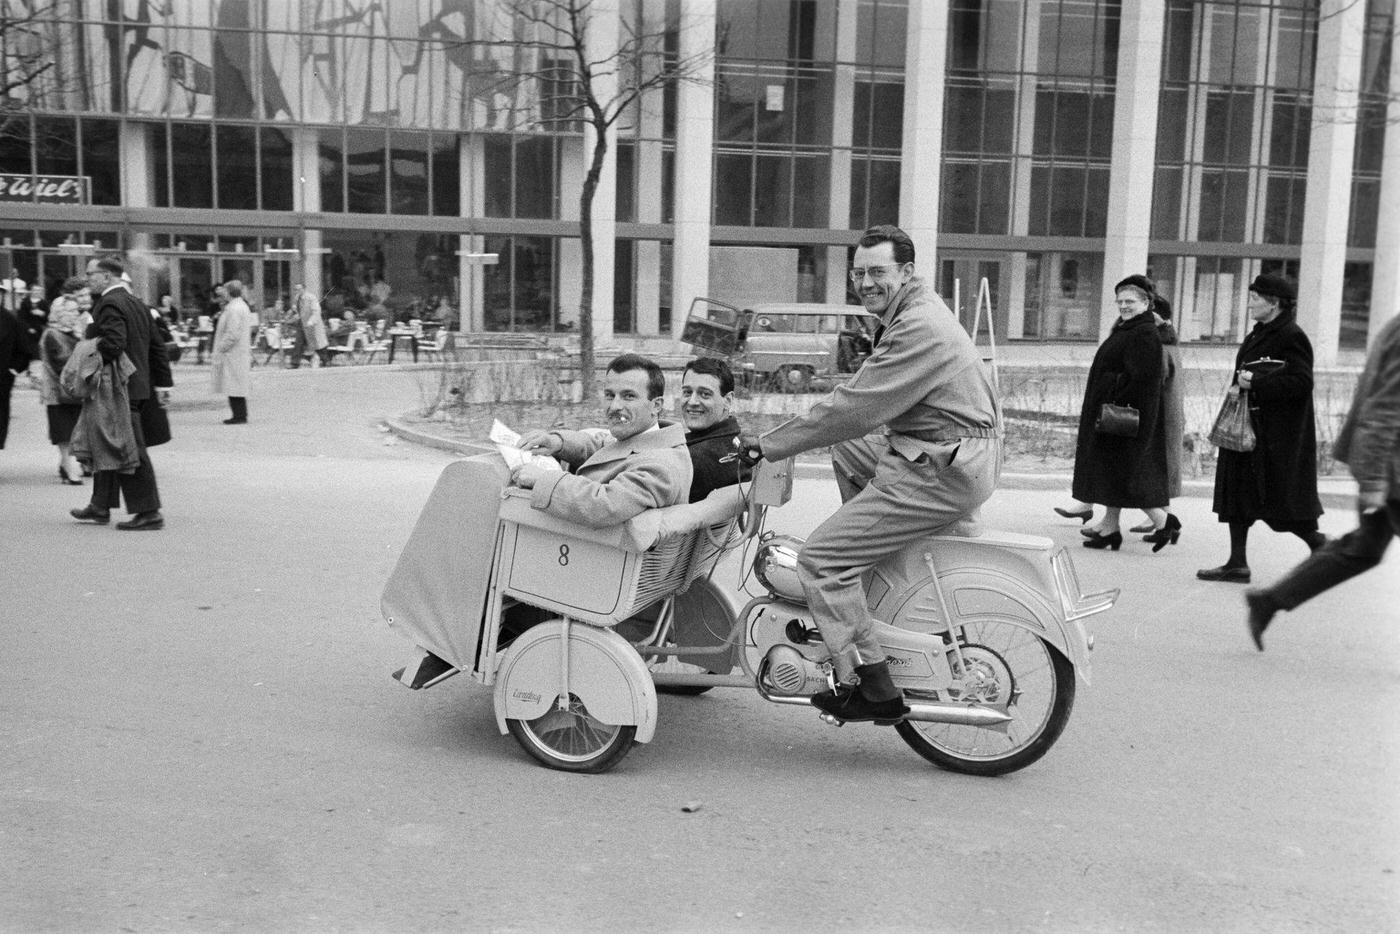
[1369,20,1400,345]
[899,0,947,268]
[118,123,154,300]
[1298,0,1365,366]
[1007,2,1040,338]
[583,0,619,345]
[1099,0,1165,337]
[634,0,667,335]
[825,0,858,304]
[460,133,485,332]
[292,128,323,297]
[670,0,716,338]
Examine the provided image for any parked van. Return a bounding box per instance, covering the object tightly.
[680,298,878,391]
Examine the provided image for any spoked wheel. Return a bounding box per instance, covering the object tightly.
[507,693,636,773]
[896,620,1075,776]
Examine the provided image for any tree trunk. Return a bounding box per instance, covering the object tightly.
[576,119,609,400]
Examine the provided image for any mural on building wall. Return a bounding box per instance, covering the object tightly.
[0,0,563,131]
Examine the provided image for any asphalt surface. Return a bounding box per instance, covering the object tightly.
[1,362,1396,934]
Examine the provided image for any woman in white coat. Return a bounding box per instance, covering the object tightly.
[211,279,253,424]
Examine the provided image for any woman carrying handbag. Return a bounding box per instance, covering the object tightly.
[1198,274,1324,583]
[1069,276,1180,552]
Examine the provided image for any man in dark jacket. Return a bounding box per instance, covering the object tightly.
[680,357,750,502]
[1245,314,1400,649]
[0,304,29,454]
[71,254,173,531]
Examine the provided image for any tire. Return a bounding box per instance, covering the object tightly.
[507,693,636,773]
[896,622,1076,776]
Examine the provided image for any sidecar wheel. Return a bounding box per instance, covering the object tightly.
[507,693,637,773]
[896,624,1075,777]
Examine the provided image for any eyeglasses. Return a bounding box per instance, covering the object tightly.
[848,264,903,284]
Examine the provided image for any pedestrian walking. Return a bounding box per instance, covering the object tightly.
[211,279,253,424]
[38,300,86,484]
[1244,314,1400,649]
[1197,274,1323,583]
[0,303,28,460]
[1070,276,1180,552]
[286,283,331,368]
[69,254,172,531]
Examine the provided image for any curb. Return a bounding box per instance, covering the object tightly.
[383,418,1359,510]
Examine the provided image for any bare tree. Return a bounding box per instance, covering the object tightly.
[461,0,712,395]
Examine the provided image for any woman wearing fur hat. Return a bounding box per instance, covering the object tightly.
[1197,273,1324,583]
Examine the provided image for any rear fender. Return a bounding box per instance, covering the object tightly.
[492,621,657,743]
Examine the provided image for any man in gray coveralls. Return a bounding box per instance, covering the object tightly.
[738,225,1003,723]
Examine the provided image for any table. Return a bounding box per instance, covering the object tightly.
[386,329,419,364]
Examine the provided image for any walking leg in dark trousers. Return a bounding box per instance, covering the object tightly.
[225,396,247,424]
[82,401,163,530]
[1245,500,1399,649]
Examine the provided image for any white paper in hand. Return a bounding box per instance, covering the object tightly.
[490,419,562,472]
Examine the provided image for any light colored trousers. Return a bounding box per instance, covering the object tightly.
[797,433,1002,682]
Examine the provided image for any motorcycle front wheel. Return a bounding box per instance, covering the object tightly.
[507,693,636,773]
[896,620,1075,776]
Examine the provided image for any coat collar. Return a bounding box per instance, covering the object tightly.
[586,420,687,465]
[685,415,740,445]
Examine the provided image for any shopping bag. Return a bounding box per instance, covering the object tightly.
[1208,385,1255,452]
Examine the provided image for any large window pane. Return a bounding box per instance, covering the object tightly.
[318,129,344,213]
[1198,169,1248,241]
[714,152,752,225]
[483,135,512,217]
[390,131,430,215]
[431,134,460,216]
[514,137,555,218]
[260,127,294,211]
[34,117,77,177]
[216,125,258,210]
[753,153,790,227]
[345,128,386,214]
[82,119,121,206]
[213,6,258,118]
[790,153,828,228]
[171,123,213,209]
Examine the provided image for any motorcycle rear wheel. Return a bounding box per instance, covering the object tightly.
[896,621,1075,776]
[507,693,636,773]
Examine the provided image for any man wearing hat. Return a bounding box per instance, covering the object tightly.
[1197,273,1324,584]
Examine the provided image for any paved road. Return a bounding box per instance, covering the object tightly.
[2,365,1397,933]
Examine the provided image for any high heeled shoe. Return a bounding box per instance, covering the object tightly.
[1054,506,1094,524]
[1082,530,1122,551]
[1128,520,1155,534]
[59,465,84,486]
[1142,513,1181,553]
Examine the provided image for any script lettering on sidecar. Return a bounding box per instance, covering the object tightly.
[512,689,543,704]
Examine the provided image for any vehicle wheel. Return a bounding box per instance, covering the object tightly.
[896,621,1075,776]
[774,365,813,393]
[507,693,637,773]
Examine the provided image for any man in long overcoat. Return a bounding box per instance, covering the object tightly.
[211,279,253,423]
[70,254,172,531]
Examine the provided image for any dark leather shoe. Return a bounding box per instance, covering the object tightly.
[116,511,164,531]
[223,417,247,424]
[811,685,910,725]
[1197,564,1250,583]
[1244,589,1278,651]
[70,505,110,524]
[1082,530,1123,551]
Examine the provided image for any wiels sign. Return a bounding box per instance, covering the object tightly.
[0,174,89,204]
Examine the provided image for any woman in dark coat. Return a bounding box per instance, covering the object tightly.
[1197,274,1323,583]
[1070,276,1180,551]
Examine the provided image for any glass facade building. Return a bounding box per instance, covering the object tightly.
[0,0,1393,362]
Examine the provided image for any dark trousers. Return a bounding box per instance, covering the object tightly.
[229,396,247,420]
[92,400,161,515]
[1266,500,1400,611]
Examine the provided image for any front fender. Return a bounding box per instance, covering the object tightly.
[492,621,658,743]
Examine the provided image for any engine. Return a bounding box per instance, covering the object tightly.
[759,645,829,697]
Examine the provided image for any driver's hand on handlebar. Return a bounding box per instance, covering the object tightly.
[733,432,765,466]
[517,429,563,455]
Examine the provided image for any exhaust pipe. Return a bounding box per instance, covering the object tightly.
[756,676,1013,727]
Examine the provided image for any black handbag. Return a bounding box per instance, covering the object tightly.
[140,397,172,447]
[1095,402,1140,438]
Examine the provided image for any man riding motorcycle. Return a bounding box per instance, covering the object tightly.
[739,224,1003,724]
